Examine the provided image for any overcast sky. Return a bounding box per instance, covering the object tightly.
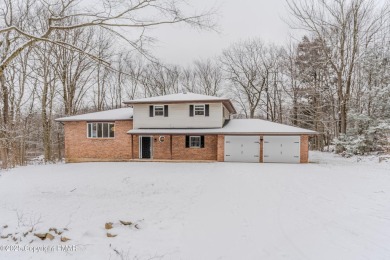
[147,0,291,65]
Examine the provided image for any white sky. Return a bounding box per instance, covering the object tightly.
[147,0,291,65]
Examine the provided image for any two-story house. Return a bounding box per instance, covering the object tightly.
[56,92,317,163]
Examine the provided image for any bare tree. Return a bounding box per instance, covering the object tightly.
[0,0,215,168]
[221,39,275,118]
[141,62,180,96]
[123,54,145,101]
[0,0,214,77]
[182,59,223,96]
[286,0,388,135]
[52,26,96,115]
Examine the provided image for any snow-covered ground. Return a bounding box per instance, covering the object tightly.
[0,152,389,260]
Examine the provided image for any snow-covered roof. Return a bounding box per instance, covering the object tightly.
[124,92,228,103]
[127,119,318,135]
[55,107,133,122]
[123,92,237,113]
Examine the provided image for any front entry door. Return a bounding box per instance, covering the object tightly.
[140,136,152,159]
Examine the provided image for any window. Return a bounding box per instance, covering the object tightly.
[154,105,164,116]
[190,136,201,148]
[190,104,209,117]
[150,105,168,117]
[185,135,205,148]
[194,105,205,116]
[87,123,115,138]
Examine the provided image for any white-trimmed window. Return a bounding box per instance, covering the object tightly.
[190,136,201,148]
[194,105,205,116]
[87,123,115,138]
[154,105,164,116]
[185,135,204,148]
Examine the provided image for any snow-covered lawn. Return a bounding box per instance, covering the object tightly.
[0,152,389,260]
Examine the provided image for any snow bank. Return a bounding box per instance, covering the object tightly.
[0,152,389,260]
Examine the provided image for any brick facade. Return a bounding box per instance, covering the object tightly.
[150,135,172,160]
[217,135,224,162]
[172,135,217,161]
[300,135,309,163]
[130,134,218,161]
[64,121,310,163]
[132,135,139,159]
[64,120,133,162]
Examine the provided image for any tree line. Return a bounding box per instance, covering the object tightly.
[0,0,389,168]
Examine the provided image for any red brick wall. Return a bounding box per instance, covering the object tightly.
[132,135,139,159]
[64,120,133,162]
[153,135,172,160]
[217,135,224,162]
[300,135,309,163]
[132,135,172,160]
[172,135,218,161]
[65,123,309,163]
[132,134,217,161]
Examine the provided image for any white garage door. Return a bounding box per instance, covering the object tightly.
[225,136,260,162]
[263,136,300,163]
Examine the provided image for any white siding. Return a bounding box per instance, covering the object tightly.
[133,103,224,129]
[223,106,230,119]
[222,105,230,125]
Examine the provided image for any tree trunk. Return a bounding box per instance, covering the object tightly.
[0,73,9,169]
[340,101,348,134]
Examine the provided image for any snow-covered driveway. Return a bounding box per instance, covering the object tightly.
[0,152,389,260]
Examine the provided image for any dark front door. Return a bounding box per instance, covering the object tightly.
[141,137,152,159]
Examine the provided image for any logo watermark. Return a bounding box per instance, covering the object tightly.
[0,244,77,253]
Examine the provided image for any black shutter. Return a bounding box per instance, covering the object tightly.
[185,136,190,148]
[200,136,205,148]
[205,104,209,117]
[164,105,168,117]
[87,123,91,138]
[149,105,154,117]
[189,105,194,117]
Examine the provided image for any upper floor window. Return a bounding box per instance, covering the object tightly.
[189,104,209,117]
[154,105,164,116]
[149,105,168,117]
[87,122,115,138]
[194,105,205,116]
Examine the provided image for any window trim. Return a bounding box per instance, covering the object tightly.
[87,122,115,139]
[194,104,205,116]
[154,105,165,117]
[189,136,201,148]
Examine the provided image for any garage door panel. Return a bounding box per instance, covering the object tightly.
[224,136,260,163]
[282,141,300,162]
[263,136,300,163]
[263,140,281,162]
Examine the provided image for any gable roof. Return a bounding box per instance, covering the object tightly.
[123,92,237,114]
[127,119,318,135]
[55,107,133,122]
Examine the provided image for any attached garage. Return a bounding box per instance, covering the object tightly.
[127,119,316,164]
[224,136,260,162]
[224,135,302,164]
[263,136,301,163]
